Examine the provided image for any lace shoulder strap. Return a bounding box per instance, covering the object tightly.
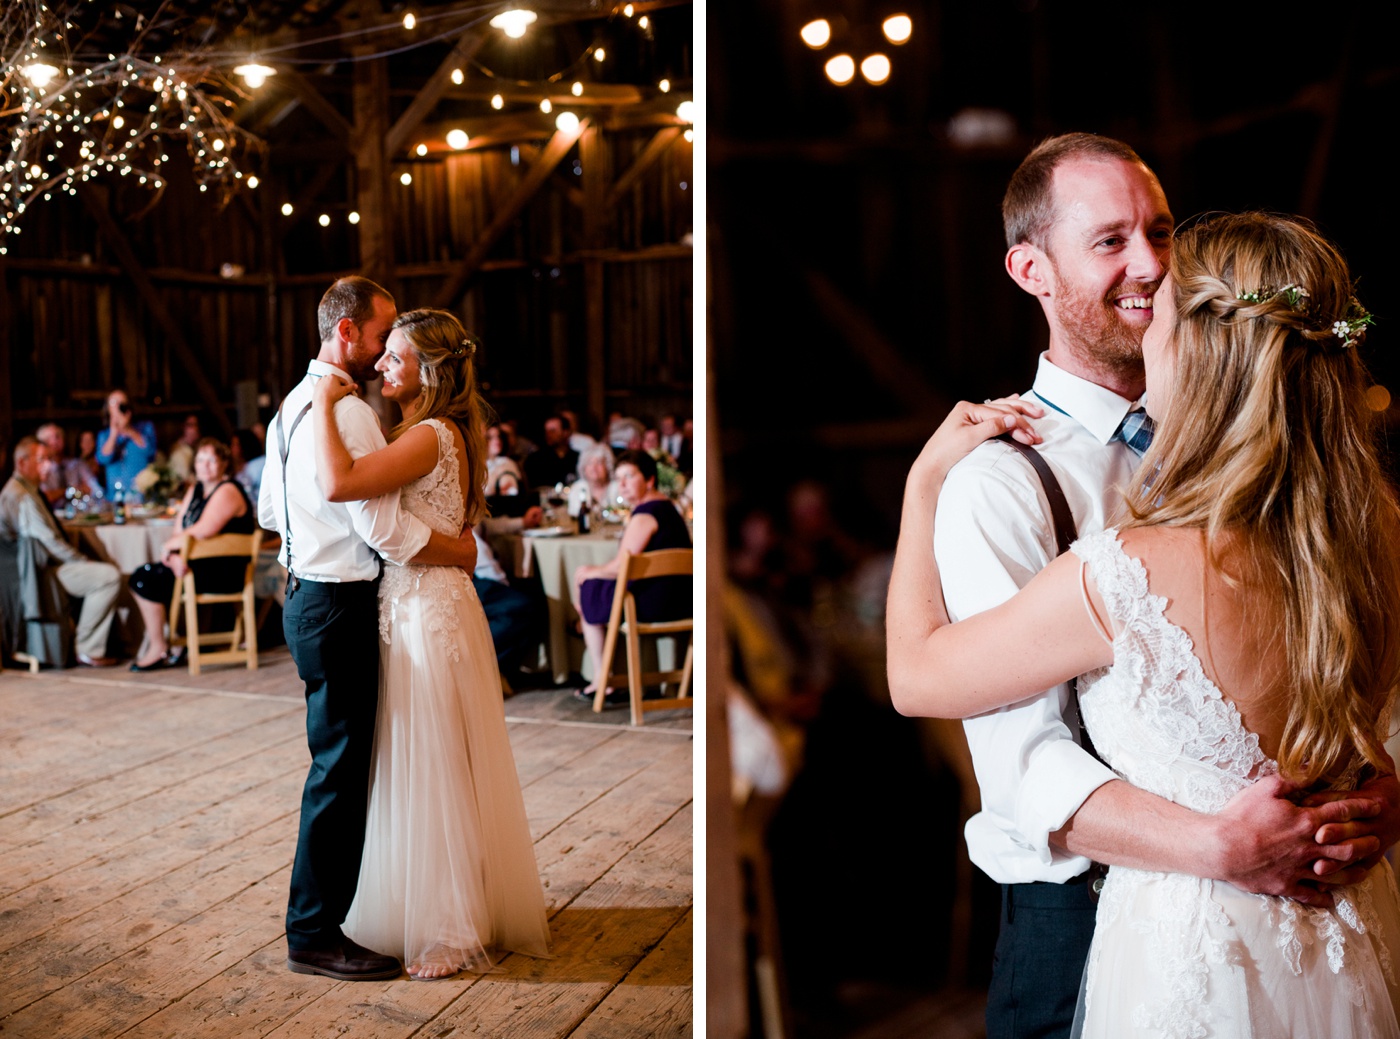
[1069,528,1157,636]
[418,417,455,462]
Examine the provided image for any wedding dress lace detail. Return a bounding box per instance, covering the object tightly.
[379,418,465,658]
[1072,529,1400,1039]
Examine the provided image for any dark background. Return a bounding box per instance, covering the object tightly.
[710,2,1400,1034]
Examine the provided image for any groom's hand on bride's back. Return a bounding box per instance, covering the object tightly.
[1210,774,1384,908]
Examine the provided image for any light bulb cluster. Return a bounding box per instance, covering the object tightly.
[0,0,259,250]
[801,13,911,86]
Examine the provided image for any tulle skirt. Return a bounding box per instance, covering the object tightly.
[342,566,550,972]
[1075,863,1400,1038]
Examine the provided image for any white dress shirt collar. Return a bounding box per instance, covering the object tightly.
[1030,353,1144,446]
[307,358,352,383]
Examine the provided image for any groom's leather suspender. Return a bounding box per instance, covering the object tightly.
[996,433,1111,898]
[277,398,314,594]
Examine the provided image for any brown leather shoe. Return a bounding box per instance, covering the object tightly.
[75,654,119,667]
[287,938,401,981]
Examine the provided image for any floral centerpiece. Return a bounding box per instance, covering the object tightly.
[133,463,182,504]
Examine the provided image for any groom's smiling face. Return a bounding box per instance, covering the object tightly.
[1042,157,1173,375]
[344,295,398,382]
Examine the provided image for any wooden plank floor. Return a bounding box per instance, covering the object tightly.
[0,649,693,1038]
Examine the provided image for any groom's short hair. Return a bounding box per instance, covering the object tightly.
[317,276,395,345]
[1003,133,1151,251]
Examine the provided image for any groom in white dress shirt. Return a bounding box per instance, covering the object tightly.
[259,276,478,981]
[927,134,1400,1038]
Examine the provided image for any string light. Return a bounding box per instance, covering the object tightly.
[860,54,891,84]
[638,15,649,29]
[571,81,583,96]
[800,20,831,48]
[539,98,553,113]
[318,213,330,227]
[400,172,413,185]
[593,47,606,62]
[555,111,579,133]
[676,100,694,122]
[22,62,61,87]
[234,62,275,88]
[402,11,417,30]
[489,9,537,38]
[446,128,469,149]
[451,68,464,85]
[281,202,293,215]
[491,94,504,109]
[659,78,671,92]
[882,14,913,43]
[416,143,428,156]
[824,54,855,85]
[623,3,634,14]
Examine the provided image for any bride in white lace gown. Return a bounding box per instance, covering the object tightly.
[888,212,1400,1037]
[313,308,549,979]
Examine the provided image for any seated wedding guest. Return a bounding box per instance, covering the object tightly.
[501,417,536,464]
[96,389,158,500]
[571,450,692,705]
[524,414,580,491]
[126,437,254,671]
[607,416,645,453]
[166,413,201,484]
[35,423,98,504]
[559,408,597,453]
[568,442,617,517]
[659,414,685,462]
[474,506,547,685]
[73,430,103,493]
[0,437,123,666]
[230,429,266,505]
[485,423,524,496]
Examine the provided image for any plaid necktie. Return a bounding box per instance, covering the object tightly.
[1115,408,1155,459]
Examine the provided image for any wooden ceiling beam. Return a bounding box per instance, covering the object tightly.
[384,28,488,157]
[606,126,682,207]
[280,70,355,143]
[431,118,589,308]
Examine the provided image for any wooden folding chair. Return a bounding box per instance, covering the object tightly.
[593,548,694,725]
[169,530,262,675]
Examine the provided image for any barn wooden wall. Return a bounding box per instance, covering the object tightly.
[0,117,693,453]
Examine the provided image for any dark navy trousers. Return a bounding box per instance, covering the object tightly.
[282,577,380,952]
[984,880,1097,1039]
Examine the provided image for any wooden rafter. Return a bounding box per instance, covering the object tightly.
[607,126,683,207]
[431,119,589,309]
[280,70,355,144]
[77,187,235,436]
[384,29,488,157]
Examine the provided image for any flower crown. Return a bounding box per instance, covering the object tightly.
[1235,284,1374,349]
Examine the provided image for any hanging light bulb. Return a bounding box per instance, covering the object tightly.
[800,19,831,48]
[400,172,413,185]
[281,202,293,215]
[247,176,259,189]
[318,213,331,227]
[638,15,649,29]
[403,11,416,29]
[490,9,537,38]
[572,81,583,96]
[623,3,634,14]
[882,14,913,43]
[659,78,671,93]
[593,47,606,62]
[451,68,464,85]
[825,54,856,85]
[555,111,580,133]
[22,63,61,88]
[235,62,275,88]
[676,100,694,123]
[860,54,891,84]
[348,211,361,225]
[491,94,505,109]
[446,128,470,149]
[540,98,553,114]
[416,143,428,156]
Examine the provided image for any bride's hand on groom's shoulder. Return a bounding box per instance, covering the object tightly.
[908,396,1045,489]
[314,373,357,409]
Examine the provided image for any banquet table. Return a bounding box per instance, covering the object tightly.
[62,515,176,655]
[489,525,623,683]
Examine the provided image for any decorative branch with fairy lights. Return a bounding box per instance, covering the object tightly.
[0,0,262,252]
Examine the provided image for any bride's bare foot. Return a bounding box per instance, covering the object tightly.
[408,961,463,980]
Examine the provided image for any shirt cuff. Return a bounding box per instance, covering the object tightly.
[1015,739,1118,866]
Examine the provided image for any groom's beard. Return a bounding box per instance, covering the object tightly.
[1052,272,1153,383]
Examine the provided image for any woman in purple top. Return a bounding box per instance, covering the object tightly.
[573,450,692,703]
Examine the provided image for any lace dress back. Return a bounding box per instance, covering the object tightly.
[1070,529,1400,1039]
[343,418,550,973]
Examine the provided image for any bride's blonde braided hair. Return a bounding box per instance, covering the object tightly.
[1125,212,1400,787]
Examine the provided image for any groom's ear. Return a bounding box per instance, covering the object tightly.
[1006,242,1052,298]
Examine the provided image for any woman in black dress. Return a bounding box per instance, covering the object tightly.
[572,449,692,704]
[127,437,253,670]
